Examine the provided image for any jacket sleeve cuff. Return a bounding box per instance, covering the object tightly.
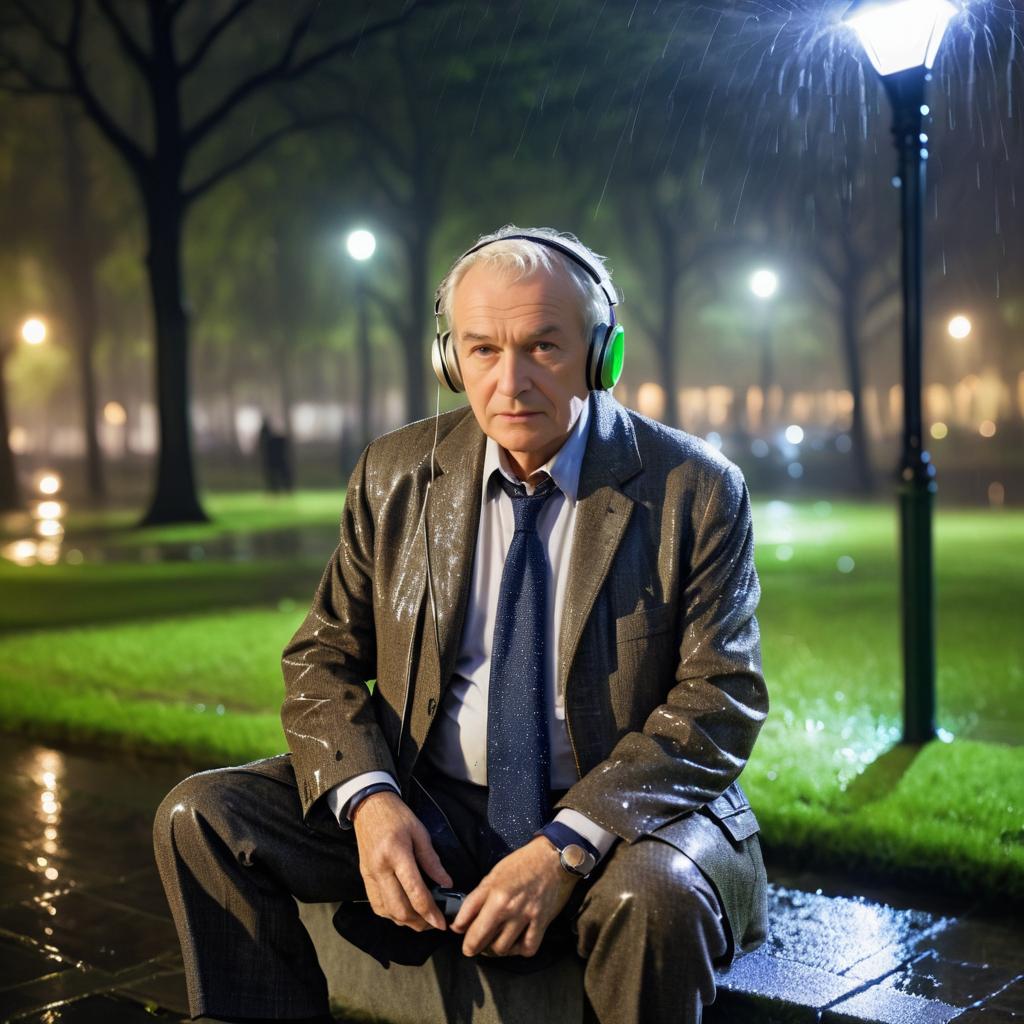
[552,808,620,862]
[326,771,400,830]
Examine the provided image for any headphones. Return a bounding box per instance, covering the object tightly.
[396,233,624,786]
[431,233,626,393]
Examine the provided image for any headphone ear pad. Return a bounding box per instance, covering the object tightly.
[587,321,625,391]
[599,324,625,389]
[432,330,464,393]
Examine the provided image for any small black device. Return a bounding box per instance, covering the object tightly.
[429,883,466,923]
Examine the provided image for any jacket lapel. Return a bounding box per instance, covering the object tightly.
[425,407,487,695]
[556,390,643,705]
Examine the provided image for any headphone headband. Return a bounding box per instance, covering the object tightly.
[433,233,617,327]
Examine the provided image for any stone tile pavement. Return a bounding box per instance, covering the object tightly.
[0,731,1019,1023]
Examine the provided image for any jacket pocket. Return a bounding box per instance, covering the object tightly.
[615,601,675,644]
[702,781,761,842]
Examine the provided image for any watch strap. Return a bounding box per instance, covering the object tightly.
[533,821,602,865]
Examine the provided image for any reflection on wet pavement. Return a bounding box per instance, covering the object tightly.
[0,524,339,567]
[0,731,1020,1023]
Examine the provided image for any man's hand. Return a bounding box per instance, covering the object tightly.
[449,836,579,959]
[351,790,453,932]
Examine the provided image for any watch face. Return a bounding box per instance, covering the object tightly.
[564,844,586,870]
[562,843,595,876]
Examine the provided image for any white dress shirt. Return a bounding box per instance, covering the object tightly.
[326,394,619,862]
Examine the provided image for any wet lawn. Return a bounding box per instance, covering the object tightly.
[1,494,1021,900]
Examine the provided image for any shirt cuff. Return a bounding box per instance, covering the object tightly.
[552,808,620,862]
[326,771,400,830]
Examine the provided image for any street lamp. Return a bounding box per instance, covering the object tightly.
[344,229,376,467]
[749,268,779,436]
[842,0,961,744]
[0,317,49,512]
[946,314,971,340]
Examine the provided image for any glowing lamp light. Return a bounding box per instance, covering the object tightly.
[37,472,61,495]
[749,269,778,300]
[345,229,376,262]
[103,401,127,426]
[843,0,960,77]
[21,318,47,344]
[947,315,971,340]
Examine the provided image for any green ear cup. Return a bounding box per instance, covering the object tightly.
[600,324,625,389]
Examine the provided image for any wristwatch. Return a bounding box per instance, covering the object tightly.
[533,822,599,880]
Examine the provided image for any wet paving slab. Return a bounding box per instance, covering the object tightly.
[0,730,1020,1023]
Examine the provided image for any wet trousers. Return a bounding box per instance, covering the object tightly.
[152,751,730,1024]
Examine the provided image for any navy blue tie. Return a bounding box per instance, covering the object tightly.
[485,470,559,867]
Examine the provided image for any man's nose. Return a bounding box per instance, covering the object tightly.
[496,348,532,396]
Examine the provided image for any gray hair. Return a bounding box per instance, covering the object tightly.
[436,224,618,347]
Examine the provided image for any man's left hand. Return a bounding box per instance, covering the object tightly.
[449,836,579,958]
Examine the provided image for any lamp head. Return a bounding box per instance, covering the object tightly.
[843,0,961,77]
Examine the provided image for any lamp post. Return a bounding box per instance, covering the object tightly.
[0,318,48,513]
[749,268,779,435]
[345,228,377,462]
[842,0,960,744]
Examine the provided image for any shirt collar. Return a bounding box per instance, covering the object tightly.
[482,392,591,505]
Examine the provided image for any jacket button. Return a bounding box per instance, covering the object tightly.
[427,698,437,716]
[335,750,343,761]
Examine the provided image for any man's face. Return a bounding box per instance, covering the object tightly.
[451,261,590,478]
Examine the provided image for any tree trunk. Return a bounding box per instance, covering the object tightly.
[139,185,207,525]
[0,345,21,512]
[57,103,106,504]
[405,227,430,424]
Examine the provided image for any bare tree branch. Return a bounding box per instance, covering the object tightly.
[97,0,152,76]
[182,108,357,204]
[360,144,410,214]
[11,0,67,56]
[0,50,74,96]
[180,0,257,78]
[184,0,431,150]
[63,0,149,178]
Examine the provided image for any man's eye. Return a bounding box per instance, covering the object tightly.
[535,341,556,352]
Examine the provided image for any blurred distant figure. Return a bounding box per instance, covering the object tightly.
[258,414,293,493]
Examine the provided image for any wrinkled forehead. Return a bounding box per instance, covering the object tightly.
[452,262,586,339]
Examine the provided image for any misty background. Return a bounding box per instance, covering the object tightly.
[1,0,1021,526]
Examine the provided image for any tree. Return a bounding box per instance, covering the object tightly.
[0,0,438,524]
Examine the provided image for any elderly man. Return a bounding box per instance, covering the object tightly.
[153,225,769,1024]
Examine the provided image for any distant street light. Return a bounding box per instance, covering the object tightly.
[21,318,47,345]
[748,269,779,435]
[1,317,50,512]
[344,229,376,464]
[749,268,779,300]
[842,0,961,744]
[947,314,971,340]
[345,229,377,262]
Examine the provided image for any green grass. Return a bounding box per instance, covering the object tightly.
[1,493,1021,901]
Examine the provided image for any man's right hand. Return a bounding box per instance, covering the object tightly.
[351,789,453,932]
